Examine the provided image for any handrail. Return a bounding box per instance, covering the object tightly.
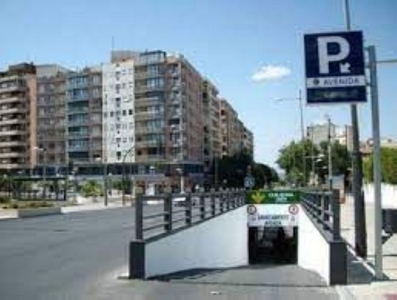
[134,189,246,241]
[300,189,341,241]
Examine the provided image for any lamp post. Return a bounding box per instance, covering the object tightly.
[176,167,184,194]
[275,89,307,185]
[34,147,47,199]
[121,146,135,206]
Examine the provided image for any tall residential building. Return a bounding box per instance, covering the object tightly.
[110,50,204,189]
[0,63,37,171]
[36,65,69,167]
[220,99,238,157]
[102,60,135,163]
[243,126,254,157]
[202,79,220,171]
[66,67,102,165]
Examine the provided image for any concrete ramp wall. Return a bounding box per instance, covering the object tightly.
[298,205,346,285]
[130,206,248,279]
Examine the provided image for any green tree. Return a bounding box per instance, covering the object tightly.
[363,147,397,185]
[80,180,102,197]
[277,140,350,186]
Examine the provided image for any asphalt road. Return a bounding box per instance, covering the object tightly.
[0,207,340,300]
[0,207,141,300]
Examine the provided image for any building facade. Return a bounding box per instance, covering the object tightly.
[102,60,135,164]
[36,65,69,167]
[307,121,353,152]
[0,63,37,171]
[66,67,102,165]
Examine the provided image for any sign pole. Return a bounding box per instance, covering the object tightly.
[343,0,368,259]
[368,45,383,280]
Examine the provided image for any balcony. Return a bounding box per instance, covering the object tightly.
[0,118,25,126]
[0,84,25,93]
[67,94,89,103]
[135,126,164,134]
[67,119,89,126]
[135,140,163,148]
[0,130,26,137]
[67,108,89,114]
[0,140,25,147]
[0,152,25,159]
[68,144,89,152]
[0,96,23,105]
[0,107,26,115]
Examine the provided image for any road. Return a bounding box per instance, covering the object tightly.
[0,207,139,300]
[0,206,340,300]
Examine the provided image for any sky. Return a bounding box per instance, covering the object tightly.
[1,0,396,169]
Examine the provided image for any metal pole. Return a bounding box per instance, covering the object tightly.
[43,149,47,199]
[104,161,108,206]
[299,89,306,186]
[328,116,333,190]
[343,0,367,258]
[368,45,383,280]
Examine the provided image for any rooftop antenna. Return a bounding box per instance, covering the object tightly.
[111,36,115,51]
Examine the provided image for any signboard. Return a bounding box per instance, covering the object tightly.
[244,176,255,189]
[246,190,300,204]
[248,204,299,227]
[304,31,366,104]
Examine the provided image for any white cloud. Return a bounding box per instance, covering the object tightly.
[252,65,291,82]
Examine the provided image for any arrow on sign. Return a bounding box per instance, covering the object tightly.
[252,191,264,204]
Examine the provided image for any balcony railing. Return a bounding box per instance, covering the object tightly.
[0,130,26,137]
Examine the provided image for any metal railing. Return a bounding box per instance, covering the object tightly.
[134,188,246,241]
[301,190,341,241]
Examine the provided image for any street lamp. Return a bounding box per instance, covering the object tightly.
[95,156,108,206]
[34,147,47,199]
[121,146,135,206]
[275,89,307,185]
[176,167,184,194]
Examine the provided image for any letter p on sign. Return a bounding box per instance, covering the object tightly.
[317,36,350,74]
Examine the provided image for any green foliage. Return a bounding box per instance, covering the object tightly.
[213,152,278,188]
[277,139,351,186]
[2,200,54,209]
[363,147,397,184]
[80,180,102,197]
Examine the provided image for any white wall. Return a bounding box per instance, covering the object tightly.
[364,183,397,208]
[298,205,331,285]
[145,206,248,278]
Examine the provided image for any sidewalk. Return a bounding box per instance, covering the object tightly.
[0,198,128,220]
[340,195,397,299]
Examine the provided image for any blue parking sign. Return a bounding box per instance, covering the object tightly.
[304,31,366,104]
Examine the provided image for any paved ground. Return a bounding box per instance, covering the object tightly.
[0,201,342,300]
[0,207,139,300]
[340,195,397,299]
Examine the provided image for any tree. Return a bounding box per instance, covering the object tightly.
[363,147,397,185]
[80,180,102,197]
[277,140,351,186]
[210,151,278,189]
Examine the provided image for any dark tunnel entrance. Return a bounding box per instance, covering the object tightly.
[248,226,298,264]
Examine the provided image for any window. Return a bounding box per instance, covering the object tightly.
[122,110,126,116]
[129,109,133,115]
[110,111,114,117]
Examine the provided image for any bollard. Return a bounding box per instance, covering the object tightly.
[135,188,143,240]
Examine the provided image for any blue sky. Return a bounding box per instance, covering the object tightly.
[1,0,396,168]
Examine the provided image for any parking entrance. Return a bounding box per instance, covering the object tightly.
[248,226,297,264]
[246,190,300,264]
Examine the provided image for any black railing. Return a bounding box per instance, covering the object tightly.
[301,190,341,241]
[134,188,246,241]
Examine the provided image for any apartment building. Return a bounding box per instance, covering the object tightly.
[36,65,69,167]
[243,126,254,157]
[66,67,102,165]
[102,60,135,164]
[202,79,221,171]
[307,121,353,151]
[0,63,37,172]
[220,99,237,157]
